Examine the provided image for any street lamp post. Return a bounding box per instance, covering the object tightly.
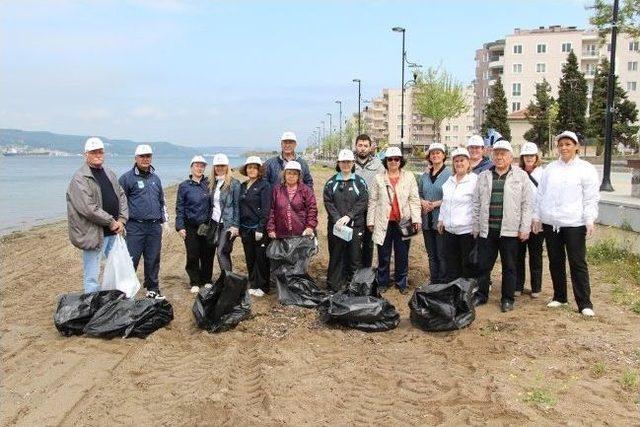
[601,0,619,192]
[392,26,406,153]
[353,79,362,135]
[326,112,332,136]
[335,100,342,148]
[321,120,326,140]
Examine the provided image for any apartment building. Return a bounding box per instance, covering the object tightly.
[475,25,640,148]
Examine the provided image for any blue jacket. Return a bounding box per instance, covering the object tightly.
[210,178,241,231]
[473,157,494,174]
[263,154,314,188]
[119,165,165,222]
[175,176,211,230]
[418,166,452,230]
[239,178,271,233]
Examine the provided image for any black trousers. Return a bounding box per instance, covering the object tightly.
[516,231,543,293]
[327,225,364,292]
[477,229,519,304]
[241,228,270,293]
[443,231,475,283]
[543,224,593,310]
[184,224,215,287]
[361,226,374,268]
[423,229,447,283]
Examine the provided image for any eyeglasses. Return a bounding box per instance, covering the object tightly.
[387,157,402,162]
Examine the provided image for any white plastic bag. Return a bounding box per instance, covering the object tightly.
[102,235,141,298]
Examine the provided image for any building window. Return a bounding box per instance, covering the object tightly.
[629,61,638,71]
[453,125,459,131]
[562,42,572,52]
[512,83,521,96]
[512,102,521,112]
[453,136,459,141]
[536,63,546,73]
[628,82,638,91]
[630,41,639,51]
[467,125,473,131]
[584,44,597,56]
[513,44,522,54]
[537,44,547,53]
[585,63,597,75]
[512,63,522,73]
[445,136,451,141]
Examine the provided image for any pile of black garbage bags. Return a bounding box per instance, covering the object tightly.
[408,278,477,332]
[192,270,251,333]
[54,290,174,339]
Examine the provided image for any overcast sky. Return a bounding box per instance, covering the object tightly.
[1,0,592,148]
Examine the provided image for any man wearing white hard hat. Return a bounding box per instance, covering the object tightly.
[239,156,272,296]
[532,130,599,317]
[466,135,494,174]
[418,142,452,283]
[515,142,545,299]
[472,139,533,312]
[118,144,167,299]
[66,137,128,293]
[263,131,314,189]
[323,149,369,291]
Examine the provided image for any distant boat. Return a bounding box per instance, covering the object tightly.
[2,148,19,156]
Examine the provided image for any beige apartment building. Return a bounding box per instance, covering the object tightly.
[475,25,640,149]
[363,85,476,152]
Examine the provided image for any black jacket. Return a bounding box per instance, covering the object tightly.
[323,172,368,228]
[175,176,211,230]
[239,178,272,234]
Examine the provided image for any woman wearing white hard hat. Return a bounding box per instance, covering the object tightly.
[323,149,369,292]
[207,153,241,285]
[266,160,318,239]
[175,155,214,293]
[532,131,599,317]
[239,156,272,296]
[418,142,452,284]
[515,142,545,298]
[367,146,421,294]
[437,147,478,283]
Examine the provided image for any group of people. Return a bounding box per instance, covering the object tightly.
[67,128,600,317]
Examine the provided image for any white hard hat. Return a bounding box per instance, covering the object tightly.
[212,153,229,166]
[337,149,355,162]
[190,155,207,166]
[135,144,153,156]
[466,135,484,148]
[385,146,403,158]
[427,142,446,154]
[451,147,470,159]
[284,160,302,171]
[555,130,579,144]
[281,131,297,142]
[244,155,262,166]
[84,137,104,152]
[493,140,513,153]
[520,142,539,156]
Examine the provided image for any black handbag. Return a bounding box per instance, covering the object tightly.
[386,185,417,238]
[205,220,221,248]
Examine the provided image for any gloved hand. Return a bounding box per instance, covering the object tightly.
[302,228,315,237]
[335,216,350,227]
[229,226,239,237]
[255,231,264,241]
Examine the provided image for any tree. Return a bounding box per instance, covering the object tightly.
[481,76,511,141]
[413,67,469,143]
[524,79,554,156]
[590,0,640,40]
[588,58,639,154]
[556,50,588,136]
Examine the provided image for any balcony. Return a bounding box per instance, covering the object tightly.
[488,56,504,69]
[582,49,599,58]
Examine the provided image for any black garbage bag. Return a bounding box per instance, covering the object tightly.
[193,270,251,333]
[319,268,400,332]
[275,273,327,308]
[409,278,476,332]
[54,290,126,337]
[83,298,174,339]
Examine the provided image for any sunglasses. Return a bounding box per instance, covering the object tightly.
[387,157,402,162]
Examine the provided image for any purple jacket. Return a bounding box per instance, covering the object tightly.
[267,184,318,238]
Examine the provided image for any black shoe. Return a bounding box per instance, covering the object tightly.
[472,295,487,307]
[501,300,514,312]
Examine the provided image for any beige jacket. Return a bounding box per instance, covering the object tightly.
[472,166,533,238]
[367,169,422,245]
[66,163,128,250]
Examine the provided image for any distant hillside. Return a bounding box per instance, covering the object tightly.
[0,129,246,157]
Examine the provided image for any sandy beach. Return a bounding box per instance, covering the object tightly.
[1,167,638,426]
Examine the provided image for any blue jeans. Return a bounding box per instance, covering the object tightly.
[376,221,411,290]
[82,235,116,293]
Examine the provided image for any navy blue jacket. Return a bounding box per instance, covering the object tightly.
[119,165,165,222]
[263,154,314,188]
[473,157,494,174]
[239,178,272,233]
[175,176,211,230]
[323,172,369,228]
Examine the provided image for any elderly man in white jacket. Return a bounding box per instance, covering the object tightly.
[532,131,600,317]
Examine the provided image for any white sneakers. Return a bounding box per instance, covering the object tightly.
[190,286,200,294]
[204,283,213,290]
[581,308,595,317]
[547,300,568,308]
[248,289,265,297]
[530,292,541,298]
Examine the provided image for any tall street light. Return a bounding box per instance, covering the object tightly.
[353,79,361,135]
[321,120,326,139]
[601,0,619,192]
[326,112,333,136]
[392,26,406,153]
[335,100,342,148]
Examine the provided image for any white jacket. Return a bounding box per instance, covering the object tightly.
[533,156,600,230]
[439,173,478,235]
[525,166,545,195]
